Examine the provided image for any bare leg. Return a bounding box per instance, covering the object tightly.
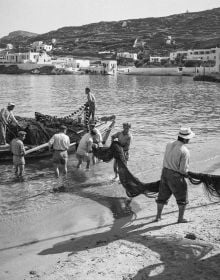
[53,163,59,178]
[113,159,118,178]
[14,165,19,177]
[77,158,82,169]
[154,203,164,221]
[63,159,68,175]
[92,154,96,165]
[18,164,25,177]
[86,158,90,170]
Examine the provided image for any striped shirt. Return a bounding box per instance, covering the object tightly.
[10,138,25,156]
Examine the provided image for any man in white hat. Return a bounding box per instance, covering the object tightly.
[0,103,19,145]
[154,127,195,223]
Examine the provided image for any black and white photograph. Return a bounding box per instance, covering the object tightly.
[0,0,220,279]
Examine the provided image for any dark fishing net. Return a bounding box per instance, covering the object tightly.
[6,116,82,146]
[188,171,220,198]
[93,141,160,198]
[93,141,220,199]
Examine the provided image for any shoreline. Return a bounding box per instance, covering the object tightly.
[0,173,220,280]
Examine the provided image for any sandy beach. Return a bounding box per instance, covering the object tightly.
[1,170,220,280]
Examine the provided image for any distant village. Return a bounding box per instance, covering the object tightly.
[0,37,220,75]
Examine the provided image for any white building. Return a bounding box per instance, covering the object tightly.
[170,50,188,61]
[100,60,117,74]
[6,44,13,50]
[170,47,220,73]
[117,52,138,60]
[170,48,219,63]
[150,56,170,63]
[51,57,90,69]
[88,60,117,75]
[31,41,53,52]
[0,51,52,64]
[187,48,218,62]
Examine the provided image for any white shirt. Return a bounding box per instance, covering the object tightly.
[92,128,103,145]
[48,132,70,151]
[163,140,190,175]
[76,133,93,156]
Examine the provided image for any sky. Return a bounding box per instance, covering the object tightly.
[0,0,219,38]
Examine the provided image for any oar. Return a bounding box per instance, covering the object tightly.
[25,143,49,155]
[25,142,77,155]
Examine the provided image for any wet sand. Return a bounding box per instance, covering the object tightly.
[0,140,220,280]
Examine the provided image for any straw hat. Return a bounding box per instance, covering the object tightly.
[7,102,15,107]
[178,127,195,139]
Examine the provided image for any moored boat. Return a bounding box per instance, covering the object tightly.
[0,107,116,162]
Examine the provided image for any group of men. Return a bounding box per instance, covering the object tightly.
[1,86,195,223]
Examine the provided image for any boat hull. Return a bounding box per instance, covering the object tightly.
[0,117,115,162]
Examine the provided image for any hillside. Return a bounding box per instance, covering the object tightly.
[1,7,220,57]
[0,31,38,47]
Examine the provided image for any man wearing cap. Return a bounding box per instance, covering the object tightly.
[154,127,195,223]
[0,103,19,145]
[10,131,26,178]
[111,122,132,179]
[85,87,96,121]
[48,125,70,178]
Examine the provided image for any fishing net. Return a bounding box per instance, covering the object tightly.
[93,141,160,198]
[188,171,220,198]
[93,141,220,199]
[6,115,83,146]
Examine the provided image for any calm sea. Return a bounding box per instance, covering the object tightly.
[0,74,220,222]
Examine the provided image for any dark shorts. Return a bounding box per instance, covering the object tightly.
[156,167,188,205]
[52,150,68,165]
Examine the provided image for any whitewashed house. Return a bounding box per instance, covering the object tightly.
[1,51,52,64]
[6,44,13,50]
[100,60,117,74]
[31,41,53,52]
[51,57,90,69]
[117,52,138,61]
[150,56,170,63]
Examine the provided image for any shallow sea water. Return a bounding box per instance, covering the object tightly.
[0,74,220,247]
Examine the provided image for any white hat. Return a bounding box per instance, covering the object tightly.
[178,127,195,139]
[8,102,15,107]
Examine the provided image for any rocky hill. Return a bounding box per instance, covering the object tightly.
[0,31,38,46]
[1,7,220,57]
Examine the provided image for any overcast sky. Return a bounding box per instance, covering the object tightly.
[0,0,219,38]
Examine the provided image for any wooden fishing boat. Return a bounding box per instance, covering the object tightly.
[0,109,116,162]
